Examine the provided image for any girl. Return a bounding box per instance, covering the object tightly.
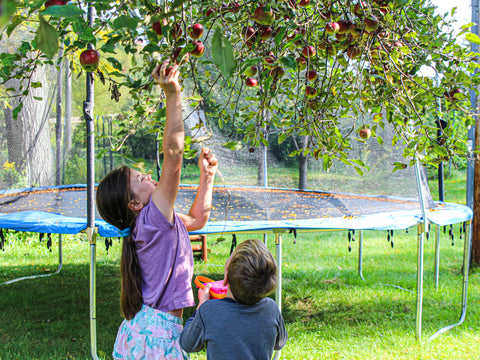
[96,61,218,359]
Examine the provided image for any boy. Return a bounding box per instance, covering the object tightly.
[180,239,288,359]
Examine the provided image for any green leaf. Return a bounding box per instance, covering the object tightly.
[13,103,23,120]
[31,82,42,89]
[112,16,139,30]
[465,32,480,45]
[107,57,123,71]
[171,0,187,9]
[212,27,237,79]
[43,4,85,17]
[223,141,242,151]
[35,15,59,58]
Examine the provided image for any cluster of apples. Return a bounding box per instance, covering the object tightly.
[152,18,206,67]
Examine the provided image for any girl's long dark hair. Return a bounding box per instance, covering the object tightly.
[96,166,143,320]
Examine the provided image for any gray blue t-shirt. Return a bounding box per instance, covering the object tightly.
[180,297,288,359]
[132,199,195,312]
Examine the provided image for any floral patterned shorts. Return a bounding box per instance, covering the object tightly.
[113,304,189,360]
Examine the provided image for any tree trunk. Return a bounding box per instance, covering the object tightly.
[55,49,63,185]
[298,135,309,190]
[4,63,54,187]
[62,58,72,184]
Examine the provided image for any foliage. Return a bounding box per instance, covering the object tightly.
[0,160,28,189]
[0,0,477,173]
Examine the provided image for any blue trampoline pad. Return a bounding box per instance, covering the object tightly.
[0,184,472,237]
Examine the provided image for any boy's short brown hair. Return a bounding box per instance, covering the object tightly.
[227,239,278,306]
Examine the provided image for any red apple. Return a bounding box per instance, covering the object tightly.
[253,5,275,25]
[364,15,379,32]
[264,51,277,66]
[79,49,100,72]
[269,66,285,80]
[170,23,183,39]
[337,20,351,34]
[306,70,317,81]
[298,0,310,6]
[302,45,316,58]
[45,0,65,8]
[260,26,273,40]
[346,45,361,59]
[446,89,463,102]
[307,99,321,110]
[190,41,205,57]
[243,26,256,41]
[306,86,317,98]
[326,22,340,35]
[205,8,216,17]
[335,32,348,41]
[246,77,258,87]
[354,1,367,16]
[359,127,372,139]
[187,23,204,40]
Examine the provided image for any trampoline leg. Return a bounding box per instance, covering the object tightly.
[1,233,63,286]
[273,233,283,360]
[428,220,472,341]
[358,230,365,281]
[434,225,440,290]
[88,227,100,360]
[415,223,425,341]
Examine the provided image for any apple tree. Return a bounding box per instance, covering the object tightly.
[0,0,477,177]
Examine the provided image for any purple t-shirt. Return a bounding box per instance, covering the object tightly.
[132,199,195,312]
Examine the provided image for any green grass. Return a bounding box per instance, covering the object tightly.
[0,167,478,359]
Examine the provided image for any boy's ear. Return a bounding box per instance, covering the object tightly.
[128,200,144,212]
[223,274,229,286]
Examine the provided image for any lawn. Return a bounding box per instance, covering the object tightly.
[0,169,478,359]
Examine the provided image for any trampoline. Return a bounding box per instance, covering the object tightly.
[0,175,473,355]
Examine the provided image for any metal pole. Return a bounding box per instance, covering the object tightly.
[83,5,99,360]
[358,230,365,281]
[434,225,441,290]
[429,220,473,340]
[415,223,425,341]
[467,0,479,209]
[273,232,282,360]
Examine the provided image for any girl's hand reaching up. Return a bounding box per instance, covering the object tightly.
[152,61,181,96]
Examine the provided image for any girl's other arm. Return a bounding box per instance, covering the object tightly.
[178,147,217,231]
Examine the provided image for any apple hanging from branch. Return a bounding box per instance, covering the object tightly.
[190,41,205,57]
[79,49,100,72]
[45,0,65,8]
[187,23,204,40]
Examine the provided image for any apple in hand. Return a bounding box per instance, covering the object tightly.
[79,49,100,72]
[187,23,204,40]
[190,41,205,57]
[359,127,372,139]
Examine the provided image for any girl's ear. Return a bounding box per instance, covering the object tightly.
[128,199,144,212]
[223,273,229,286]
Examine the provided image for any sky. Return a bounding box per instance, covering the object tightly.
[430,0,472,29]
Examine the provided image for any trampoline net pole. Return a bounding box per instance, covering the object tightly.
[89,227,99,360]
[415,223,425,341]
